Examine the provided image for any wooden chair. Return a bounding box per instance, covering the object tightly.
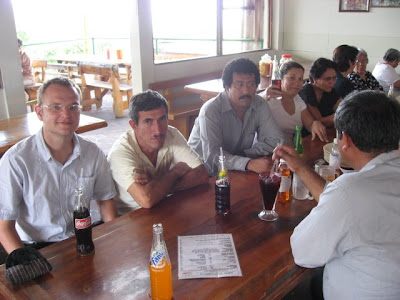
[78,62,133,117]
[31,60,47,83]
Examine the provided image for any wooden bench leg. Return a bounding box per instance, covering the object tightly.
[94,87,103,109]
[112,90,124,118]
[81,87,92,111]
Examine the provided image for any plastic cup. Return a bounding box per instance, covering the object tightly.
[319,165,336,182]
[292,173,310,200]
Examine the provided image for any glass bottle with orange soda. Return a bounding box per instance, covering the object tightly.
[149,223,173,300]
[277,159,291,203]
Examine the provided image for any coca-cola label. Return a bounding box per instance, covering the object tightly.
[75,216,92,229]
[151,251,165,267]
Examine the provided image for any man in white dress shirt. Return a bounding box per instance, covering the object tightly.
[0,77,117,255]
[273,90,400,299]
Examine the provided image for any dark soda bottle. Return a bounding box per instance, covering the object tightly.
[73,187,95,256]
[215,147,230,215]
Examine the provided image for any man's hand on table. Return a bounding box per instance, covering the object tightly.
[246,157,272,173]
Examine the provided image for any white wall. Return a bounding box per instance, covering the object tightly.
[0,0,28,119]
[280,0,400,72]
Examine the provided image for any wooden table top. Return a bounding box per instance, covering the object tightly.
[0,112,107,157]
[184,76,271,102]
[0,133,332,299]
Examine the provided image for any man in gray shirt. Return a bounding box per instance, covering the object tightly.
[188,58,284,174]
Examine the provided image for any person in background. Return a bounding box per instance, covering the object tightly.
[348,48,383,91]
[188,58,284,175]
[273,90,400,299]
[261,61,328,145]
[372,48,400,95]
[299,58,342,128]
[18,38,34,87]
[107,90,209,215]
[0,77,118,255]
[332,44,358,98]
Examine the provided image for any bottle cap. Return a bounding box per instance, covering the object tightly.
[281,54,292,58]
[295,125,302,130]
[279,158,286,163]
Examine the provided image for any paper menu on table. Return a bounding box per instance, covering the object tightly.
[178,234,242,279]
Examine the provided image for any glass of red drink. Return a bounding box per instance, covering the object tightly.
[258,172,281,221]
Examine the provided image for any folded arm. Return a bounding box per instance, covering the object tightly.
[127,162,191,208]
[173,164,209,191]
[0,220,24,254]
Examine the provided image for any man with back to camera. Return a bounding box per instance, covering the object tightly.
[273,90,400,299]
[372,48,400,96]
[188,58,284,175]
[0,77,118,255]
[107,90,209,215]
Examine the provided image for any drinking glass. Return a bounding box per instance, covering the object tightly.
[258,172,281,221]
[319,165,336,182]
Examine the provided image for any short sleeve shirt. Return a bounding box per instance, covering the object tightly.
[347,71,383,91]
[0,130,116,243]
[107,126,203,215]
[266,94,306,145]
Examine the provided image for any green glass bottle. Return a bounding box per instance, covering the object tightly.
[293,125,303,158]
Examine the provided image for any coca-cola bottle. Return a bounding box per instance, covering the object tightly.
[73,187,95,256]
[215,147,231,216]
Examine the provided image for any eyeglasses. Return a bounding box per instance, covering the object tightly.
[42,103,81,112]
[355,59,368,64]
[232,81,258,89]
[320,76,337,82]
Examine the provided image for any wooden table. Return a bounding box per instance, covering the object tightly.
[0,112,107,157]
[184,76,271,102]
[0,134,331,299]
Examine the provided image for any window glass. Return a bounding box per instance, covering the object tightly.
[151,0,270,64]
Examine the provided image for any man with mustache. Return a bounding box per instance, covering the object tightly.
[189,58,284,174]
[107,90,209,215]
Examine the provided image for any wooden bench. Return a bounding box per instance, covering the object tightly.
[78,62,133,117]
[148,71,222,139]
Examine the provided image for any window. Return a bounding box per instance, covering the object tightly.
[151,0,271,64]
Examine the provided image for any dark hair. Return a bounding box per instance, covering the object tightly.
[332,45,359,72]
[280,61,304,78]
[383,48,400,63]
[309,58,338,83]
[129,90,169,124]
[38,77,82,105]
[222,58,260,89]
[18,39,23,47]
[334,90,400,154]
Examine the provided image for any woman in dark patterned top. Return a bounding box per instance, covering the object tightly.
[348,49,383,91]
[299,58,342,128]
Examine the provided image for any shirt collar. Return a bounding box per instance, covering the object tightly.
[361,150,399,171]
[220,90,257,113]
[35,128,81,163]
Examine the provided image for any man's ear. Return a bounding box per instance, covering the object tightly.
[34,105,43,121]
[129,119,137,130]
[340,132,353,152]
